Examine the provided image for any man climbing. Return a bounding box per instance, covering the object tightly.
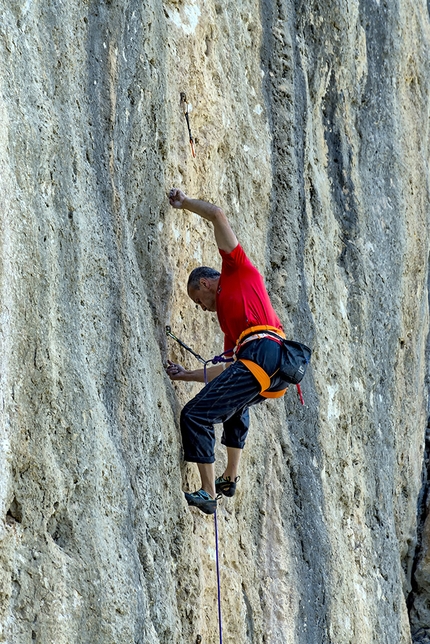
[166,188,291,515]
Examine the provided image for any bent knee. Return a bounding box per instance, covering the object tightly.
[180,401,196,430]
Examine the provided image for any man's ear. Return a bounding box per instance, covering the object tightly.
[199,278,210,290]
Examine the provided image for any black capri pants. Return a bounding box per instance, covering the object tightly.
[180,338,288,464]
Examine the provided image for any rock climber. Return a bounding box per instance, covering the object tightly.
[166,188,290,515]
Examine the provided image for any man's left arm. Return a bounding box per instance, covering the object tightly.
[169,188,238,253]
[166,360,229,383]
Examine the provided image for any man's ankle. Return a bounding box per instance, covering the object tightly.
[223,471,238,481]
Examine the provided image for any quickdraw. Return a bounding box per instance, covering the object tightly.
[180,92,196,158]
[166,326,206,365]
[166,326,233,385]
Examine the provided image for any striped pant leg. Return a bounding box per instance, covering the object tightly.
[180,361,262,463]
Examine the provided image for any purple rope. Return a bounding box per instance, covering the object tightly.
[166,330,226,642]
[214,510,223,644]
[204,353,233,386]
[204,354,228,644]
[211,352,234,365]
[198,366,224,643]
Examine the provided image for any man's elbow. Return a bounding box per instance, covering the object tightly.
[212,206,227,222]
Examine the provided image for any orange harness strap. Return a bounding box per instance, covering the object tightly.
[236,326,288,399]
[239,359,271,391]
[236,325,286,344]
[238,359,288,398]
[260,388,288,399]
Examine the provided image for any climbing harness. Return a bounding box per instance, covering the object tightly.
[180,92,196,158]
[166,325,308,404]
[234,325,310,404]
[234,325,288,399]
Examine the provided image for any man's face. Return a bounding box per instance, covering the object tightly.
[188,278,217,312]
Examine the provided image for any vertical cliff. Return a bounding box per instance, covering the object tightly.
[0,0,429,642]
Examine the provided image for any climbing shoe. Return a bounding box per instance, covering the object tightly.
[184,489,218,515]
[215,475,240,498]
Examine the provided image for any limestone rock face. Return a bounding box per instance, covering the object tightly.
[0,1,429,643]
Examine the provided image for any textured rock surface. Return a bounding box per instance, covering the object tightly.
[0,0,429,643]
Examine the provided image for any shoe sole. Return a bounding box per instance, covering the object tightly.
[215,484,236,497]
[217,488,236,497]
[185,493,217,515]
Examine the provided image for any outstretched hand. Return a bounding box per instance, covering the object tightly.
[166,360,188,381]
[168,188,186,209]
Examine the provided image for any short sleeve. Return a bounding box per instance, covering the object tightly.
[219,244,249,273]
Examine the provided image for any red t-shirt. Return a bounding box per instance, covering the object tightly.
[216,244,282,351]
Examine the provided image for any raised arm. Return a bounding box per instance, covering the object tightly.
[168,188,238,253]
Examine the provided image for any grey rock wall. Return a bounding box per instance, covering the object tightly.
[0,0,429,643]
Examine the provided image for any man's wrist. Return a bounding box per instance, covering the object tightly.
[182,196,192,211]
